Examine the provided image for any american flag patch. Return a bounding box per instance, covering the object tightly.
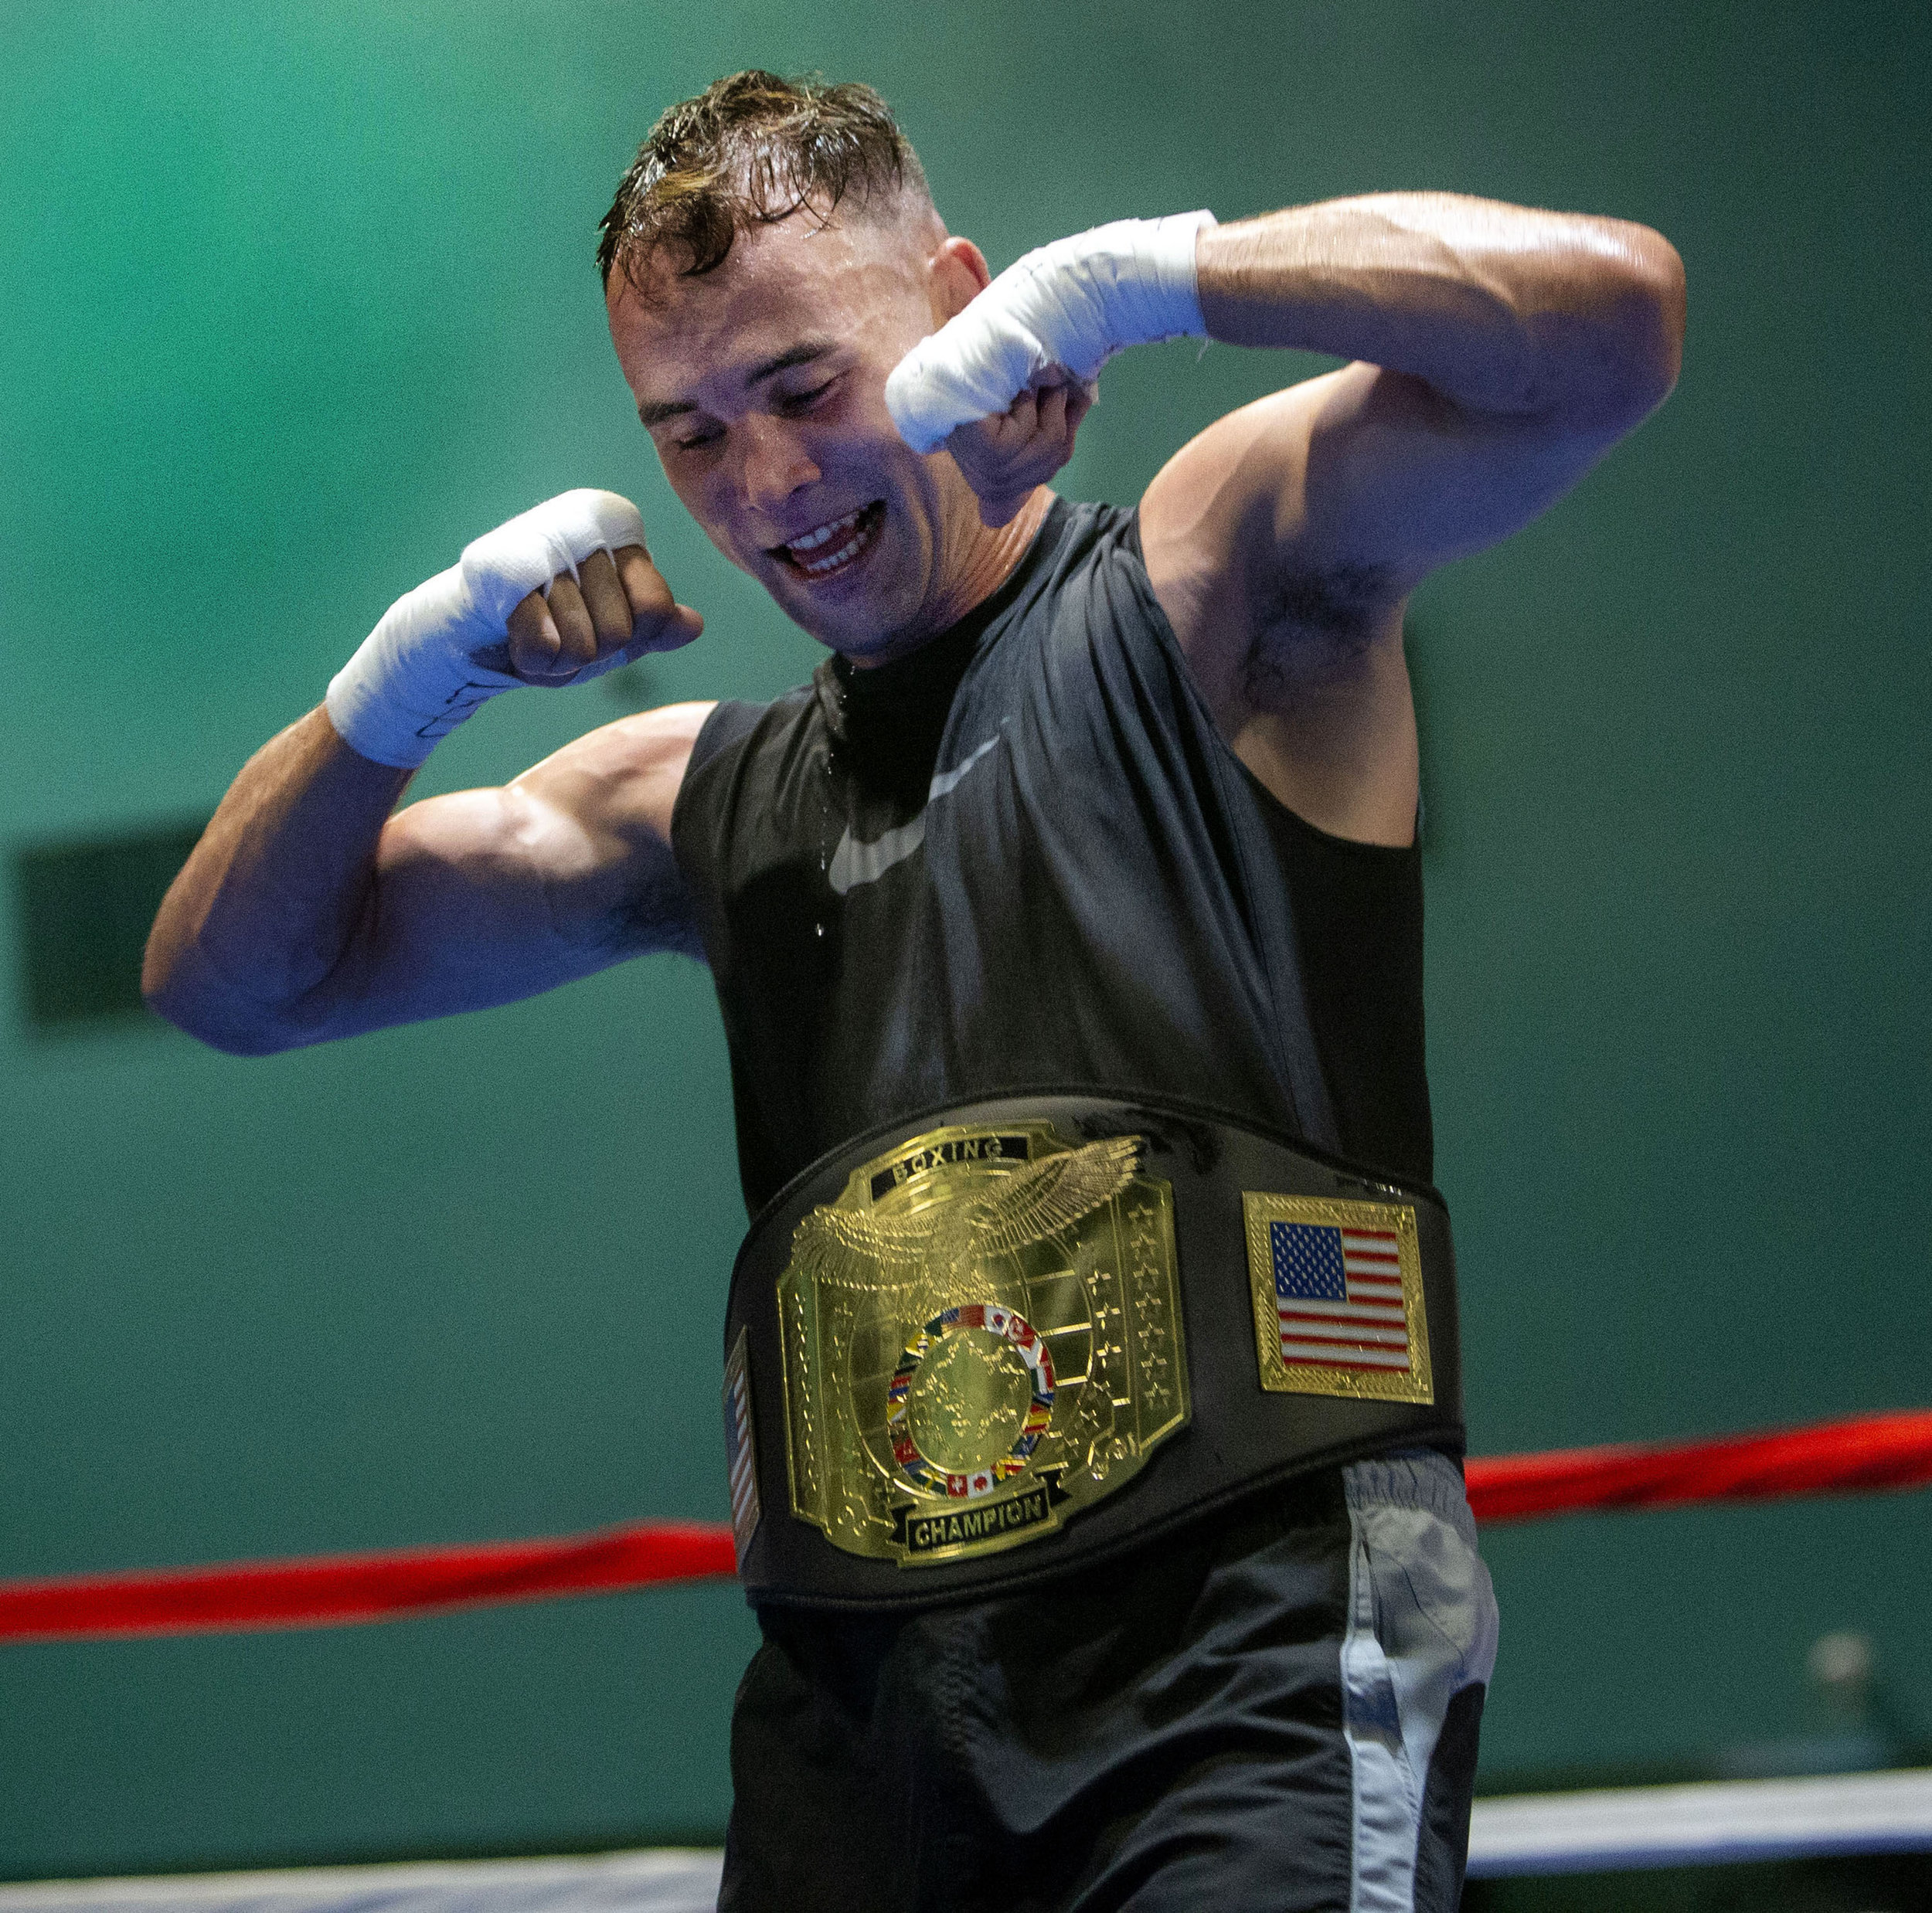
[1242,1194,1434,1402]
[1273,1221,1410,1371]
[723,1328,760,1565]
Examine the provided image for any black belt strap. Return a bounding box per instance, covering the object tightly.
[723,1089,1464,1611]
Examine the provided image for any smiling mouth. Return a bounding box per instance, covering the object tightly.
[772,501,886,581]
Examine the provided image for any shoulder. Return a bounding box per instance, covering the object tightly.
[1133,375,1420,845]
[991,495,1168,670]
[601,698,723,770]
[679,694,779,779]
[668,683,818,810]
[515,700,718,844]
[666,678,841,887]
[1136,374,1405,706]
[1034,495,1141,592]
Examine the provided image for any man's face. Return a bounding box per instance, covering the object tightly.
[607,206,983,661]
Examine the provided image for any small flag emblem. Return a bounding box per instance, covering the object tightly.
[1271,1220,1411,1372]
[1243,1194,1433,1402]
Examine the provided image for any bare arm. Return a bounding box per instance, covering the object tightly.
[143,699,712,1055]
[1139,192,1685,840]
[144,708,413,1054]
[145,539,709,1054]
[1193,194,1683,426]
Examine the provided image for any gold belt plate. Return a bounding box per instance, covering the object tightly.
[777,1120,1189,1568]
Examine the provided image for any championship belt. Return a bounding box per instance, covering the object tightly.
[722,1090,1464,1610]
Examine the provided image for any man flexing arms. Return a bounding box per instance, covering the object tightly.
[148,73,1681,1911]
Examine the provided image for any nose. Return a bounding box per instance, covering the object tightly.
[739,416,820,515]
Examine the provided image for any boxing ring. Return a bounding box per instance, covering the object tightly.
[5,1765,1932,1909]
[5,1409,1929,1904]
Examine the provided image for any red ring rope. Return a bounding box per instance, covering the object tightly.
[4,1409,1927,1646]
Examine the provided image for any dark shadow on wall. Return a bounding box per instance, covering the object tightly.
[12,821,208,1033]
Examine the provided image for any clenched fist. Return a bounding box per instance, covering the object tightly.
[939,374,1095,529]
[883,212,1213,528]
[505,542,702,681]
[326,490,702,769]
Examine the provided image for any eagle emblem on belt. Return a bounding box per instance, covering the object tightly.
[776,1121,1189,1568]
[792,1133,1143,1288]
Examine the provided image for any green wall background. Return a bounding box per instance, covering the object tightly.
[2,0,1926,1879]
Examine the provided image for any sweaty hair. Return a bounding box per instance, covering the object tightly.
[597,70,930,294]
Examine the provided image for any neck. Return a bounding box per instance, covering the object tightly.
[847,487,1055,670]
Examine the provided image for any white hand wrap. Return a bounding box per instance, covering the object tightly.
[884,210,1216,454]
[325,489,649,769]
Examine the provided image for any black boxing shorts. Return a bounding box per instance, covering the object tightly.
[719,1449,1497,1912]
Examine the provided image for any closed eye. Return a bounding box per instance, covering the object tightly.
[662,372,838,450]
[777,378,838,415]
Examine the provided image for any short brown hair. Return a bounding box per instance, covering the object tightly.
[598,70,930,294]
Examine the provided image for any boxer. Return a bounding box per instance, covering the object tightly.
[148,71,1682,1909]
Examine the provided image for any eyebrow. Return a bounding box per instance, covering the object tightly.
[636,339,838,430]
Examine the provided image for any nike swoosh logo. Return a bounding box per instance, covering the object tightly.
[827,733,1002,897]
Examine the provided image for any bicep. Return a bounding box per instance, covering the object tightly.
[1294,362,1633,576]
[1146,362,1630,618]
[290,704,712,1041]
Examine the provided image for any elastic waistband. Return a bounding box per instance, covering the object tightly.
[721,1089,1466,1612]
[1344,1448,1478,1544]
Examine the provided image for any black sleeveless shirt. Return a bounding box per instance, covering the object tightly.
[671,498,1432,1217]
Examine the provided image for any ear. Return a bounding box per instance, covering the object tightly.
[928,236,992,325]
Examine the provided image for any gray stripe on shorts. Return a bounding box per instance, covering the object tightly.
[1341,1449,1501,1912]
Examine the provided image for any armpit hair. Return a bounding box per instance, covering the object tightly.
[1243,561,1398,712]
[599,863,708,963]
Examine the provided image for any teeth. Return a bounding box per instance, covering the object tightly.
[787,509,861,557]
[784,505,876,579]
